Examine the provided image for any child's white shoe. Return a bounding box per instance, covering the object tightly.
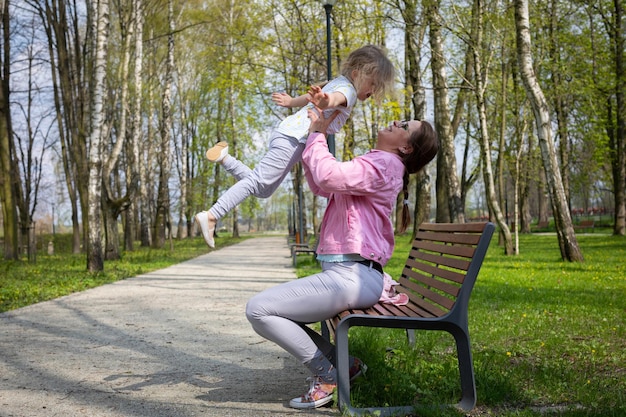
[194,211,215,248]
[206,142,228,162]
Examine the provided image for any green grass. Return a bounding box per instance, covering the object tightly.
[0,233,250,313]
[295,233,626,416]
[3,231,624,416]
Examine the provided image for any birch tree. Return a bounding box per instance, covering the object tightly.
[395,0,432,233]
[124,0,143,250]
[427,0,465,223]
[86,0,110,271]
[471,0,513,254]
[514,0,583,261]
[154,0,174,249]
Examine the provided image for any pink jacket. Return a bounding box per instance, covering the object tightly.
[302,132,405,266]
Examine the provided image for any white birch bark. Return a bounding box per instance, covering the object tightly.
[514,0,583,261]
[125,0,144,250]
[428,0,464,223]
[86,0,110,271]
[471,0,513,254]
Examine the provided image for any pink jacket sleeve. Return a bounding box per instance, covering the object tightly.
[302,132,388,197]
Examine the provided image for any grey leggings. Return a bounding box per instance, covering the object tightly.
[245,261,384,364]
[209,131,304,219]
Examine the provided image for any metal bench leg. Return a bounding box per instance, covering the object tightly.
[451,329,477,411]
[335,320,352,413]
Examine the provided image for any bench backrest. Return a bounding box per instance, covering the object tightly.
[398,222,495,321]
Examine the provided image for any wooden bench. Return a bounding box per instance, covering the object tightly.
[291,237,318,267]
[533,220,550,231]
[574,219,595,233]
[323,222,495,416]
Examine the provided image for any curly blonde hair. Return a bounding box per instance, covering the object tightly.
[340,45,396,102]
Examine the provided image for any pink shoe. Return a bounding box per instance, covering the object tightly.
[194,211,215,248]
[289,376,336,409]
[205,142,228,162]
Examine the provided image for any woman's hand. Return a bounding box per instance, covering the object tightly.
[307,105,340,134]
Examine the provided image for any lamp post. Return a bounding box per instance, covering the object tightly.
[320,0,337,156]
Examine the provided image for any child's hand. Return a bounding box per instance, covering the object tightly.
[272,92,292,107]
[307,85,330,109]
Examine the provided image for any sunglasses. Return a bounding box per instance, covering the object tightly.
[394,120,410,131]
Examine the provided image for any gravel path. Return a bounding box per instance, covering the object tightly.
[0,237,337,417]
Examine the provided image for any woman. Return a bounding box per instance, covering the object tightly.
[245,108,439,409]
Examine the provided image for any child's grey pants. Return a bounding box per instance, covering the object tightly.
[209,131,303,219]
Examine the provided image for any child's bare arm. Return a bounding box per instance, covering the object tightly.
[307,85,347,109]
[272,92,310,108]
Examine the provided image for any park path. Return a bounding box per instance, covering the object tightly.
[0,237,336,417]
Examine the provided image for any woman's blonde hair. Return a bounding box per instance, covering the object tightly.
[340,45,396,102]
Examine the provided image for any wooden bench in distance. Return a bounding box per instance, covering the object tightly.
[291,237,318,267]
[324,222,495,416]
[574,219,595,233]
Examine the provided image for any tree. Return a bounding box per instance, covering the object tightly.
[31,0,89,254]
[0,0,18,260]
[427,0,465,223]
[514,0,583,261]
[86,0,110,271]
[153,0,174,249]
[470,0,513,254]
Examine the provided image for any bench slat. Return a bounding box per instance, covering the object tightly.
[412,239,477,258]
[415,230,483,246]
[417,222,488,232]
[403,258,467,286]
[411,247,473,271]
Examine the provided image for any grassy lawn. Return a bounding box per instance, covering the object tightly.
[2,231,624,416]
[0,233,250,313]
[296,232,625,416]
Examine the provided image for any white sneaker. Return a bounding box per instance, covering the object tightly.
[194,211,215,248]
[206,142,228,162]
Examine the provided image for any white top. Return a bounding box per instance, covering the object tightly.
[275,75,357,142]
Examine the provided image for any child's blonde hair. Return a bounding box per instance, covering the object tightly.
[340,45,396,102]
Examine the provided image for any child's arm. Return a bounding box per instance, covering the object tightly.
[271,92,310,108]
[307,85,348,109]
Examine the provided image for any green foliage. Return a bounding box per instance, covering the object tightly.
[0,234,249,313]
[300,233,626,416]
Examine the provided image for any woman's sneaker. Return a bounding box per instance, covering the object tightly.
[206,141,228,162]
[289,376,336,409]
[349,357,368,382]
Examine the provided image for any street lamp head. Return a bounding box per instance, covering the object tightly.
[318,0,338,6]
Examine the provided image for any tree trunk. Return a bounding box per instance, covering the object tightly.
[514,0,583,261]
[611,0,626,236]
[471,0,513,254]
[103,0,133,259]
[154,0,174,249]
[86,0,110,271]
[124,0,143,251]
[428,0,464,223]
[0,0,18,260]
[397,0,431,235]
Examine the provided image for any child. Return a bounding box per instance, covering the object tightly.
[194,45,396,248]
